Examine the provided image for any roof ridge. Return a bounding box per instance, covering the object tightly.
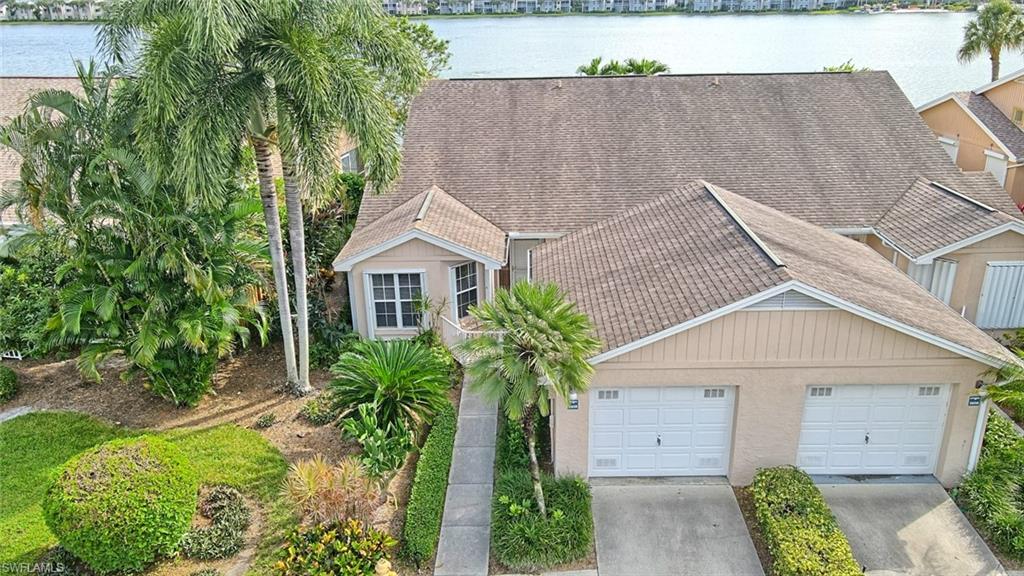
[700,181,786,268]
[928,180,996,212]
[439,71,886,83]
[872,176,923,228]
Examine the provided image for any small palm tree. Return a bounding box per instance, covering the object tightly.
[987,349,1024,416]
[958,0,1024,81]
[328,339,451,432]
[577,56,668,76]
[623,58,670,75]
[576,57,606,75]
[461,281,600,517]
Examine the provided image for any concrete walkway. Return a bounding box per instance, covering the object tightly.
[0,405,34,424]
[434,383,498,576]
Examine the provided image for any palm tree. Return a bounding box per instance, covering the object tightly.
[460,281,600,517]
[958,0,1024,82]
[623,58,670,75]
[101,0,429,394]
[576,56,606,75]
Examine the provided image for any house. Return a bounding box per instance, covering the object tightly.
[918,68,1024,211]
[334,72,1024,487]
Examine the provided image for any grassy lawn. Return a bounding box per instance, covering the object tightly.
[0,411,294,573]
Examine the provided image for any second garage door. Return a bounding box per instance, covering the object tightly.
[589,386,735,477]
[797,384,950,476]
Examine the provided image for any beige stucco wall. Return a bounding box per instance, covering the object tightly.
[552,308,989,487]
[920,98,1003,173]
[348,238,485,338]
[980,80,1024,122]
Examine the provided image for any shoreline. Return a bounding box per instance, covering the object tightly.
[0,7,969,24]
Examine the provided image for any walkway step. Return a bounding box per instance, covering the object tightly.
[434,384,498,576]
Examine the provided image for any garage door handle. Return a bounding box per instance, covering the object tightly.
[657,434,661,447]
[865,433,870,445]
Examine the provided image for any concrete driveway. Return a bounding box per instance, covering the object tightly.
[591,478,764,576]
[818,480,1005,576]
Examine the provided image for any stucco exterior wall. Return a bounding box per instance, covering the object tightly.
[552,308,988,487]
[940,231,1024,323]
[919,98,1004,173]
[348,238,484,338]
[981,80,1024,122]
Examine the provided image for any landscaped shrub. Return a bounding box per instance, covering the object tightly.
[342,403,414,485]
[955,413,1024,561]
[144,348,220,407]
[329,339,450,432]
[401,402,456,566]
[0,365,17,402]
[750,466,860,576]
[300,394,339,426]
[254,412,277,429]
[273,519,395,576]
[179,485,252,560]
[0,231,66,357]
[496,417,530,474]
[283,455,379,525]
[42,436,200,574]
[491,470,593,570]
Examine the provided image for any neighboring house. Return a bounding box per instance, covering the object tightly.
[334,72,1024,487]
[918,68,1024,212]
[382,0,427,14]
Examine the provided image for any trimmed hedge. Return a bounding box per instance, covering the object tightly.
[491,470,593,571]
[42,436,200,574]
[955,412,1024,561]
[0,365,16,403]
[401,402,457,566]
[750,466,860,576]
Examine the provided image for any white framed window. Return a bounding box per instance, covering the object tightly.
[452,262,478,318]
[369,272,422,329]
[340,150,359,173]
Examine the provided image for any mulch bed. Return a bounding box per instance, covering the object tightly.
[733,486,773,576]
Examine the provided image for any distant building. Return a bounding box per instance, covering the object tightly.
[382,0,427,14]
[0,1,106,21]
[439,0,475,13]
[582,0,615,10]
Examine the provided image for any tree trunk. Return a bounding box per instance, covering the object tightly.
[282,152,312,395]
[523,405,547,517]
[253,138,298,388]
[991,47,1001,82]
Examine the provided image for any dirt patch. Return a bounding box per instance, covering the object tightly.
[733,486,773,576]
[0,342,355,462]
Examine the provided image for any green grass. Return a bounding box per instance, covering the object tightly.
[0,411,295,574]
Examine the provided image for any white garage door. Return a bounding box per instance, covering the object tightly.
[589,386,734,477]
[797,384,949,476]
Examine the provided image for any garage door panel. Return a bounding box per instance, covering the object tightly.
[798,384,948,476]
[590,386,734,477]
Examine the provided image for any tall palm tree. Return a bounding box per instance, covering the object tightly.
[958,0,1024,82]
[101,0,429,393]
[460,281,600,517]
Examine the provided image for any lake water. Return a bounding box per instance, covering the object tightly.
[2,12,1021,105]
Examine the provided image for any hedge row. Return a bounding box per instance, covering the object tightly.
[955,412,1024,560]
[401,402,457,566]
[750,466,860,576]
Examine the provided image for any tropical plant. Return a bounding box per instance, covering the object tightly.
[283,455,379,525]
[274,519,395,576]
[460,280,600,517]
[102,0,434,395]
[576,56,669,76]
[328,339,450,432]
[986,350,1024,415]
[0,230,66,356]
[0,365,17,403]
[823,59,870,72]
[958,0,1024,81]
[0,64,268,406]
[342,403,414,486]
[179,485,252,560]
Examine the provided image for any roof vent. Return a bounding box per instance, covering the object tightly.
[554,79,563,90]
[708,77,721,88]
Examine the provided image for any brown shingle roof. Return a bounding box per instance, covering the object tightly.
[335,185,506,268]
[532,181,1018,366]
[954,91,1024,159]
[355,72,1019,257]
[874,177,1022,257]
[1,77,82,226]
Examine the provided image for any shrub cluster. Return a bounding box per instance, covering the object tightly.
[300,394,339,426]
[179,485,252,560]
[495,418,530,474]
[0,364,17,402]
[750,466,860,576]
[491,470,593,571]
[401,402,457,566]
[955,412,1024,560]
[254,412,277,429]
[42,436,200,574]
[0,231,65,357]
[274,519,395,576]
[283,455,379,525]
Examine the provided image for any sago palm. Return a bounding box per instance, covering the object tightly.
[958,0,1024,81]
[328,339,451,432]
[100,0,430,394]
[460,281,600,517]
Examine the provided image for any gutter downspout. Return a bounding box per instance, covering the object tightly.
[967,397,988,472]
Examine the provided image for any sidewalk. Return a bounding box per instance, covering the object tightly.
[434,382,498,576]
